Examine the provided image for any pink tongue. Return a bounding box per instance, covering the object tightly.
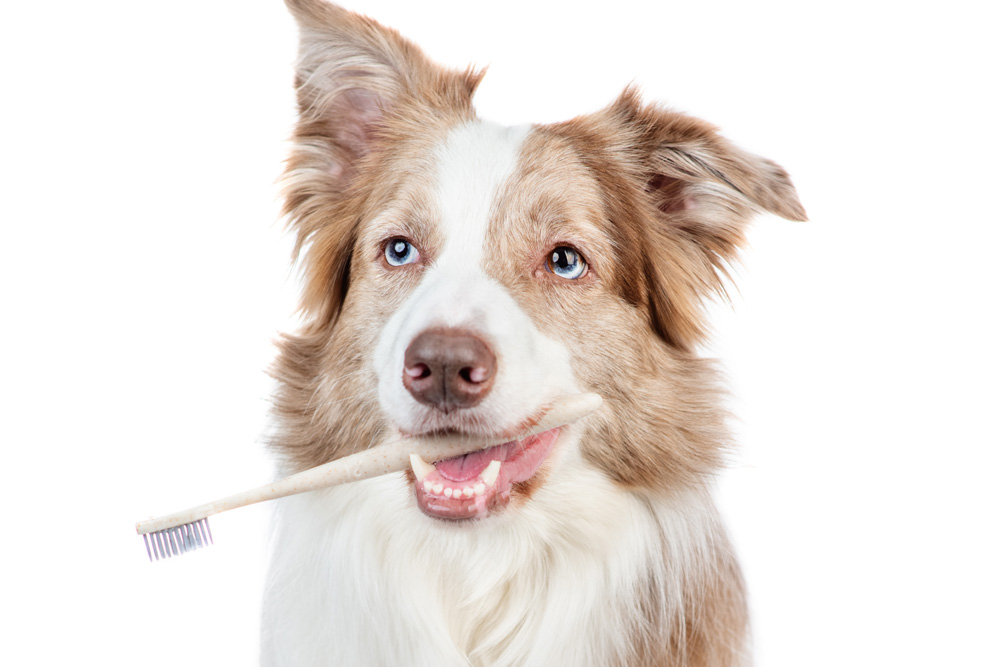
[435,443,508,481]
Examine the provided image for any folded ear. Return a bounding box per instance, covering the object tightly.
[286,0,481,183]
[607,88,807,350]
[282,1,482,324]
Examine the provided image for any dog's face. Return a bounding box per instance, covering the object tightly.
[273,1,805,522]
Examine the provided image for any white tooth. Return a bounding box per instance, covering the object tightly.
[463,487,474,498]
[409,453,436,482]
[433,483,444,495]
[474,483,486,496]
[444,488,453,498]
[481,460,501,487]
[423,480,433,492]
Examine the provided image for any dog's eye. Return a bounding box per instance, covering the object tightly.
[384,238,420,266]
[546,246,587,280]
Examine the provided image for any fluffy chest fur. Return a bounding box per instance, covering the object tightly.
[264,455,728,667]
[263,2,804,665]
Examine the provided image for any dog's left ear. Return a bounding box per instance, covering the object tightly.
[282,1,482,326]
[607,88,807,350]
[284,1,481,190]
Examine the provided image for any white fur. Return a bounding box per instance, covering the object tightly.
[262,439,719,666]
[374,120,577,437]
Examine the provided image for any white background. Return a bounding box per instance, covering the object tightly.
[2,1,998,664]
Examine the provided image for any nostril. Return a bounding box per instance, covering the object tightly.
[461,366,489,384]
[405,363,431,380]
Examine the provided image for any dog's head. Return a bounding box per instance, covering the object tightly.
[273,1,805,522]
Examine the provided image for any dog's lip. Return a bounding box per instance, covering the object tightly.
[398,406,546,442]
[411,426,561,521]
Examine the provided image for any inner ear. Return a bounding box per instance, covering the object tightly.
[332,88,385,162]
[646,174,696,214]
[317,87,386,183]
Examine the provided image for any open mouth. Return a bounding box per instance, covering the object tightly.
[410,427,561,520]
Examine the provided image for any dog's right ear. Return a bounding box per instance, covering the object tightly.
[602,89,807,351]
[282,1,482,325]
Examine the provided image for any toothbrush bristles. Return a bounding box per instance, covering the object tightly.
[143,518,213,561]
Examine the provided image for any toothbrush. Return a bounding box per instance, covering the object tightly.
[136,392,602,560]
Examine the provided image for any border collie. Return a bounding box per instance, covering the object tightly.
[263,2,806,665]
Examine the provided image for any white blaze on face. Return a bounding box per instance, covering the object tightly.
[374,120,577,433]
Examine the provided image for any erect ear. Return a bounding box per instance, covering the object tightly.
[282,1,483,324]
[607,88,807,350]
[285,1,482,186]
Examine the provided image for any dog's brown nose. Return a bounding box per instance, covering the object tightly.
[403,329,496,412]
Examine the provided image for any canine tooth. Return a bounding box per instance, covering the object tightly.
[463,487,474,498]
[444,488,453,498]
[409,453,436,482]
[474,484,485,496]
[481,460,501,487]
[432,483,443,495]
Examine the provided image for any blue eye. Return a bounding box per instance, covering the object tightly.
[546,246,587,280]
[384,238,420,266]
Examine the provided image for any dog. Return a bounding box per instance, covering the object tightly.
[262,1,806,665]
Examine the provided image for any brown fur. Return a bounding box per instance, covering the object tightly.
[272,2,804,664]
[627,523,749,667]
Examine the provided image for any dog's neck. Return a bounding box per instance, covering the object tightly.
[263,446,721,666]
